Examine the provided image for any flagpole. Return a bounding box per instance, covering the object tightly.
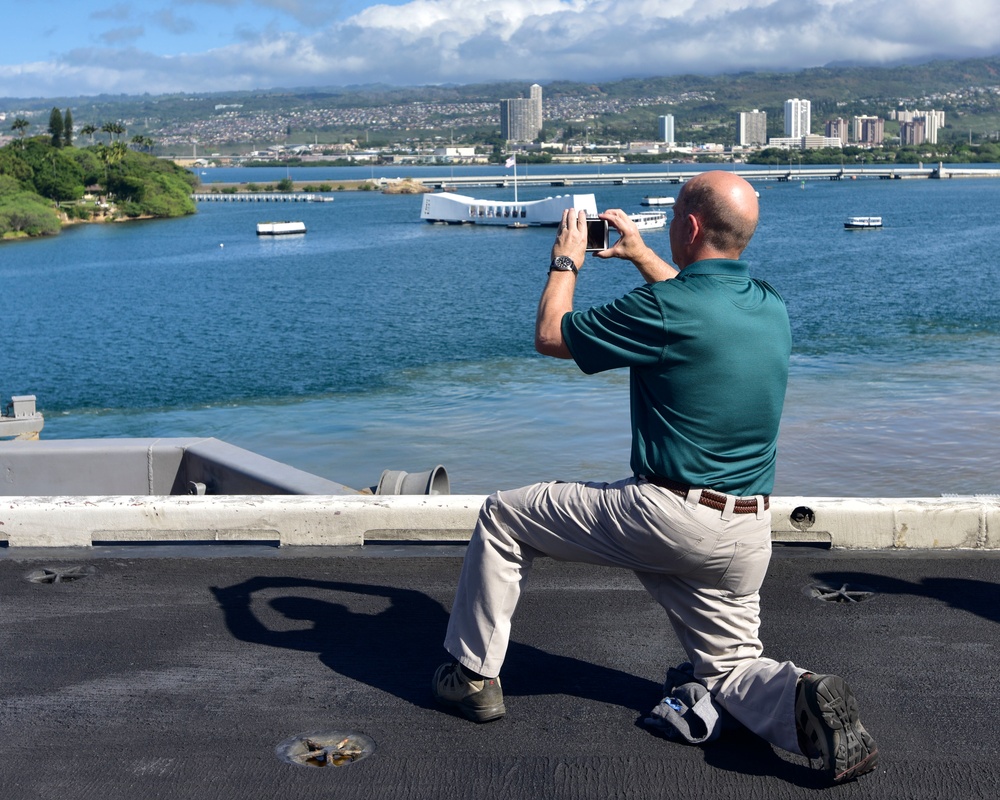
[513,155,518,204]
[505,153,518,204]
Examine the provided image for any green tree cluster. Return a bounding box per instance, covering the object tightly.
[0,174,61,238]
[0,133,197,239]
[99,145,197,217]
[46,108,75,148]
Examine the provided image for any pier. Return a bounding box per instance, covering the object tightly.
[417,164,1000,190]
[191,192,334,202]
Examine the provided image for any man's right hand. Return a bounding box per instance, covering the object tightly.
[596,209,678,283]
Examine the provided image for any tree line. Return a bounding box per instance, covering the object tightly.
[1,112,197,240]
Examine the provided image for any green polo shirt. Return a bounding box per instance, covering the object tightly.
[562,259,791,496]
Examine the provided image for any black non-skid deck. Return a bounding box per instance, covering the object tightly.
[1,544,998,799]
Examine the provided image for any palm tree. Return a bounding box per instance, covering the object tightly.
[11,117,29,144]
[80,124,98,145]
[130,134,154,153]
[110,140,129,163]
[96,140,129,187]
[100,121,126,142]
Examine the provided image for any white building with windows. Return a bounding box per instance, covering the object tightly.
[658,115,675,145]
[784,99,811,139]
[767,134,841,150]
[529,84,543,137]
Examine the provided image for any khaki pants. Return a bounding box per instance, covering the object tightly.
[444,477,806,754]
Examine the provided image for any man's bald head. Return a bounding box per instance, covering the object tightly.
[675,171,759,257]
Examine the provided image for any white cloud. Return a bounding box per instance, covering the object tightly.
[2,0,999,97]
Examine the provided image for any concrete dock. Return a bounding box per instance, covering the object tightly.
[2,542,999,799]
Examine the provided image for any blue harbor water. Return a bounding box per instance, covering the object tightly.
[3,164,1000,496]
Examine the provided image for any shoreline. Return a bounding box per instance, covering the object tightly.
[2,178,427,244]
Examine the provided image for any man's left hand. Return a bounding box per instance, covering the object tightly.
[551,209,587,268]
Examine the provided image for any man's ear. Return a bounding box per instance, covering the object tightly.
[683,212,701,246]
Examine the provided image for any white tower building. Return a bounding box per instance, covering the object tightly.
[784,99,811,139]
[658,115,675,145]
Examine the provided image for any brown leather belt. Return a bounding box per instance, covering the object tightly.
[644,475,769,514]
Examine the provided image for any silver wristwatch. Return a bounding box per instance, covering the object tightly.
[549,255,578,275]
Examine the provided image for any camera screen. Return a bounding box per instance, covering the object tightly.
[586,219,608,252]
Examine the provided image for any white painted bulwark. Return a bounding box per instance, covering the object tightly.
[769,497,994,549]
[2,494,1000,549]
[0,495,485,548]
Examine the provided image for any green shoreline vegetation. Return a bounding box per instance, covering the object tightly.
[1,114,197,242]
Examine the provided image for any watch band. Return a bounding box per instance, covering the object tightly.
[549,256,578,275]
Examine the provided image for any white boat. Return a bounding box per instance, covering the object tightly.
[641,196,675,207]
[420,191,598,226]
[844,216,883,229]
[256,221,307,236]
[629,211,668,230]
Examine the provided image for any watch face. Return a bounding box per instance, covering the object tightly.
[553,256,575,270]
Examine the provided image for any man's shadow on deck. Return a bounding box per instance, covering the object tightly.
[211,575,815,786]
[210,575,659,712]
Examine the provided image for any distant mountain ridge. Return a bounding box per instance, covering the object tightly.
[3,54,999,111]
[4,55,999,149]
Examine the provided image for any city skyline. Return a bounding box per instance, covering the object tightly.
[2,0,998,100]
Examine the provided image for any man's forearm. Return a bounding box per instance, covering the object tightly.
[633,248,678,284]
[534,272,576,359]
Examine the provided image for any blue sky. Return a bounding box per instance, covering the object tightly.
[2,0,999,99]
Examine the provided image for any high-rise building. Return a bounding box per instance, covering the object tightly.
[658,114,675,145]
[900,119,926,146]
[499,99,534,143]
[737,110,767,146]
[784,99,811,138]
[852,116,885,146]
[893,109,944,144]
[825,118,849,143]
[530,84,543,138]
[500,85,543,143]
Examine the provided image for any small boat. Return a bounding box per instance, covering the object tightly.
[844,216,883,229]
[256,221,306,236]
[641,196,675,207]
[629,211,668,230]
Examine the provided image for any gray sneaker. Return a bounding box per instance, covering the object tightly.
[432,662,506,723]
[796,673,879,783]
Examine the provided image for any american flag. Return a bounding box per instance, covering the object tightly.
[505,155,516,168]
